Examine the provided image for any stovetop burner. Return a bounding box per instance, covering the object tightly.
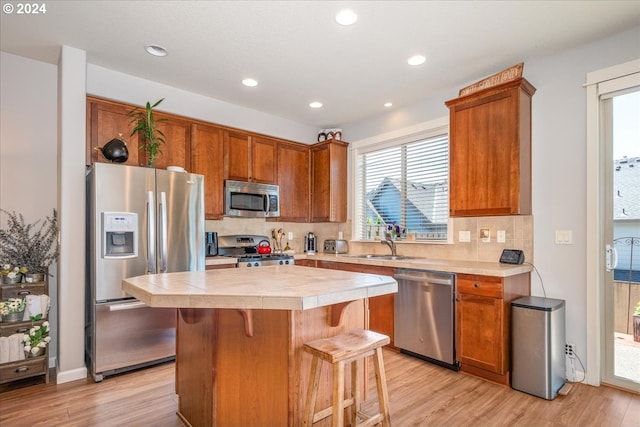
[217,234,294,268]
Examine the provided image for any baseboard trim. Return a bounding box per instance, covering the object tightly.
[56,366,87,384]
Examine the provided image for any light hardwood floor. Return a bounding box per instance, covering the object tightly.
[1,349,638,426]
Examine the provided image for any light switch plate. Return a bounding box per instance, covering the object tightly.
[497,230,506,243]
[555,230,573,244]
[459,230,471,243]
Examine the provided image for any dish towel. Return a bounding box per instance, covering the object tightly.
[8,333,25,361]
[0,337,9,363]
[22,294,51,321]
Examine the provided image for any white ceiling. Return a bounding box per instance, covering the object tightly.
[1,1,639,128]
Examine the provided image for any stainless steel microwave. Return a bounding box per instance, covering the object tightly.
[224,180,280,218]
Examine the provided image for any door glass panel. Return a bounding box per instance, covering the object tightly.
[607,90,640,389]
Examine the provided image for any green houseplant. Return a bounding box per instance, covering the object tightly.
[128,98,166,167]
[0,209,59,278]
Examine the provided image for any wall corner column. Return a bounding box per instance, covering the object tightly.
[56,45,88,383]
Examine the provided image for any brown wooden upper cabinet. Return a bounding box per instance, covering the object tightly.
[87,96,191,171]
[223,130,277,184]
[87,97,141,166]
[445,78,536,217]
[276,141,310,222]
[191,123,224,219]
[311,139,348,223]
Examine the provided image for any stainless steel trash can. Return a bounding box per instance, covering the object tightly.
[511,296,565,400]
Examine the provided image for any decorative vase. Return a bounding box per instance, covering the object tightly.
[2,311,24,322]
[634,315,640,343]
[25,272,45,283]
[2,276,21,284]
[25,346,45,358]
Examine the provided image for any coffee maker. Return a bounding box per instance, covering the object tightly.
[304,232,317,254]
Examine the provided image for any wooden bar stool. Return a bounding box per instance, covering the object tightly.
[303,329,392,427]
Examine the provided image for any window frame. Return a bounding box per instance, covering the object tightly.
[350,116,453,244]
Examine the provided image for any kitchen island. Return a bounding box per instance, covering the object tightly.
[122,265,397,427]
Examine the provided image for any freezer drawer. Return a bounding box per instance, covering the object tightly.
[90,301,176,381]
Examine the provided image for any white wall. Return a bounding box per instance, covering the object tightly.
[344,25,640,378]
[86,65,318,144]
[0,51,59,367]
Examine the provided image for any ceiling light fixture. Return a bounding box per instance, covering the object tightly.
[144,45,168,57]
[407,55,426,66]
[242,78,258,87]
[384,102,393,108]
[336,9,358,26]
[309,101,323,109]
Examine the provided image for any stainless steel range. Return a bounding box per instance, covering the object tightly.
[217,234,294,268]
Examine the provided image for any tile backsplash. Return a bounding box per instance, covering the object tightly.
[206,215,533,263]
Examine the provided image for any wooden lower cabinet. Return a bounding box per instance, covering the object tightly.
[316,261,396,348]
[456,273,529,385]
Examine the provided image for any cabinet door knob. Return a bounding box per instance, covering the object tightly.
[474,283,479,288]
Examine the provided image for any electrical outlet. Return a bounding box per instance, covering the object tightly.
[565,343,576,358]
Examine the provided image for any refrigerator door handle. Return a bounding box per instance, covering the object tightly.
[147,191,156,273]
[160,191,168,272]
[108,301,148,311]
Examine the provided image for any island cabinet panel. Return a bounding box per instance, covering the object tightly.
[446,78,535,217]
[223,131,277,184]
[276,141,310,222]
[191,124,224,219]
[310,140,348,223]
[316,261,396,348]
[175,301,366,427]
[455,273,530,385]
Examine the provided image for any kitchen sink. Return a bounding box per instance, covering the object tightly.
[343,254,420,261]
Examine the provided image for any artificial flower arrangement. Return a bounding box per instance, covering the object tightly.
[0,264,28,282]
[22,314,50,357]
[0,297,26,316]
[386,223,406,240]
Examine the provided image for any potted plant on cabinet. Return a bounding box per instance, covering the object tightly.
[0,209,59,282]
[128,98,166,167]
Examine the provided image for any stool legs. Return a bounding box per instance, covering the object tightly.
[304,356,322,427]
[332,361,345,427]
[373,347,391,427]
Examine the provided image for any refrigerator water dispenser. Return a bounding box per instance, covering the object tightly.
[102,212,138,258]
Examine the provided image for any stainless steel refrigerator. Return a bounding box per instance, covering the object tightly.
[86,162,205,382]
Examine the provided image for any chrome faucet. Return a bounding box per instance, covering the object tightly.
[381,238,397,256]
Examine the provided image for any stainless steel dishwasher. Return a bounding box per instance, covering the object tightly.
[394,269,459,370]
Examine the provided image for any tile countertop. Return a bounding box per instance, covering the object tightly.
[122,266,397,311]
[300,253,533,277]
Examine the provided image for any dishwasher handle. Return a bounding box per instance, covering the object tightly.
[394,272,454,286]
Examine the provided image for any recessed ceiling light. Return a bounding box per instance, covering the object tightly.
[336,9,358,26]
[309,101,323,109]
[384,102,393,108]
[145,45,168,57]
[242,78,258,87]
[407,55,426,66]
